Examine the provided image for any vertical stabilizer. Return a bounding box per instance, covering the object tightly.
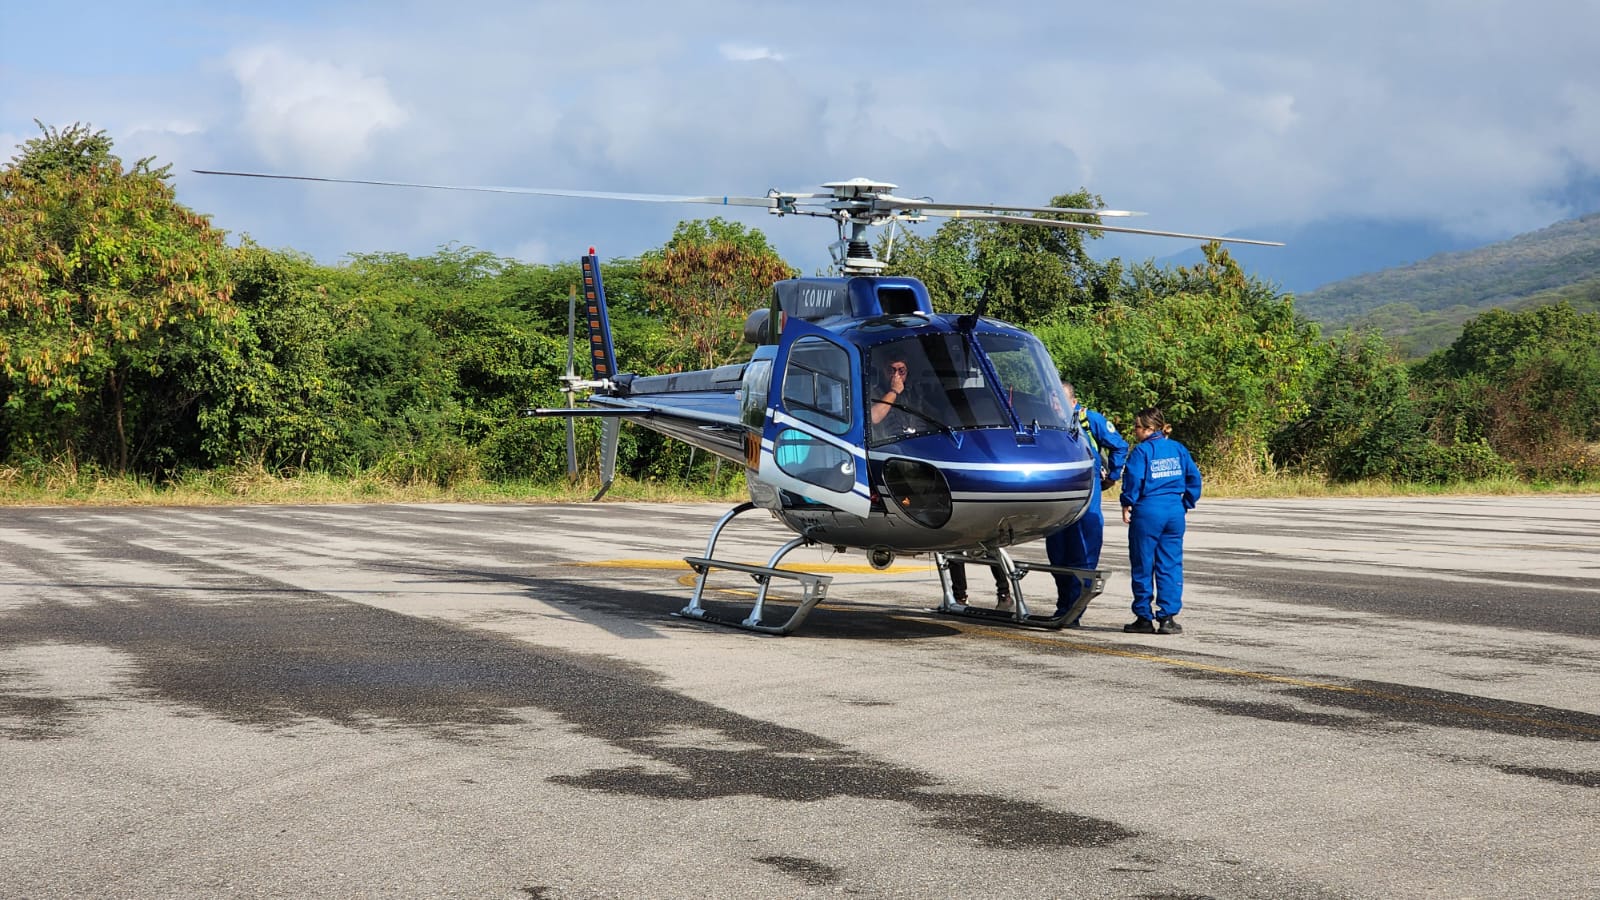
[593,416,620,501]
[580,249,619,380]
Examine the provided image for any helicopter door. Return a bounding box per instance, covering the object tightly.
[759,325,872,517]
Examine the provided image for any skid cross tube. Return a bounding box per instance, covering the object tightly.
[934,549,1104,630]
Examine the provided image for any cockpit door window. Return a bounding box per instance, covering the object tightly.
[780,338,852,435]
[758,326,871,516]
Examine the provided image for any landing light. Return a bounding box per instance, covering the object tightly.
[881,458,953,529]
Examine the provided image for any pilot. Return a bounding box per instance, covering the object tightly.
[869,358,911,430]
[1046,381,1129,625]
[870,356,932,443]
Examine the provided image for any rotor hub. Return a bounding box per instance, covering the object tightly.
[820,177,899,198]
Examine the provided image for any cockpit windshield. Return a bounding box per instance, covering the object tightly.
[865,332,1073,445]
[976,332,1075,432]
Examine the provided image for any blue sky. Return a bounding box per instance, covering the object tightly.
[5,1,1598,278]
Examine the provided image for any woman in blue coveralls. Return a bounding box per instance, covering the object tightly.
[1119,407,1202,635]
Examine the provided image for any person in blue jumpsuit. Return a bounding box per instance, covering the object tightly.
[1046,382,1129,624]
[1119,407,1202,635]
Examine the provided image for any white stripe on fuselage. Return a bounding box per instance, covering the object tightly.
[936,459,1095,474]
[768,410,869,460]
[950,490,1091,503]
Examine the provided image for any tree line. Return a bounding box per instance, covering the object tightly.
[3,124,1597,491]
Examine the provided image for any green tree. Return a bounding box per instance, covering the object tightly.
[190,244,349,470]
[1073,245,1324,472]
[878,190,1118,325]
[0,122,232,474]
[7,118,113,181]
[640,218,795,371]
[1415,302,1600,480]
[331,248,607,484]
[1271,330,1438,480]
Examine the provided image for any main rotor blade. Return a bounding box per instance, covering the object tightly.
[192,170,783,209]
[194,170,1279,245]
[888,198,1143,218]
[928,211,1284,247]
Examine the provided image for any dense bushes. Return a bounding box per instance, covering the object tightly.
[4,126,1597,490]
[1413,303,1600,482]
[0,123,233,476]
[1063,247,1325,475]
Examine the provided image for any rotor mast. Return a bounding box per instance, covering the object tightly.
[820,178,899,275]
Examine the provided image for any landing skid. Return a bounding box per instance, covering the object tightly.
[676,502,833,635]
[933,548,1104,630]
[674,504,1105,636]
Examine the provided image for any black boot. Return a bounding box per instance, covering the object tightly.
[1123,617,1156,634]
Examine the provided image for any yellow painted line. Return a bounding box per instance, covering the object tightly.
[575,558,930,574]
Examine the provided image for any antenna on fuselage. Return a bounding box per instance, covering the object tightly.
[956,293,991,331]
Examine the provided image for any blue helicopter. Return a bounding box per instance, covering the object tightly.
[195,171,1279,634]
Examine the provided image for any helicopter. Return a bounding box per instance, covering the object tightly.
[195,170,1280,634]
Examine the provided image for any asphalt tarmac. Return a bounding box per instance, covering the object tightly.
[1,496,1596,898]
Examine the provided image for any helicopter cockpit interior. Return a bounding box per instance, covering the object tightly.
[865,332,1074,445]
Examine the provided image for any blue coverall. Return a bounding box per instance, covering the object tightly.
[1120,432,1202,621]
[1046,406,1129,618]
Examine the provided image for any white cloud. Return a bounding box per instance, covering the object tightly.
[718,43,784,63]
[1557,82,1600,171]
[511,236,555,265]
[15,0,1593,271]
[228,45,408,171]
[128,120,204,138]
[0,131,27,165]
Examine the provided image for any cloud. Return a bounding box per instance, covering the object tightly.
[0,131,27,165]
[511,236,555,265]
[718,43,785,63]
[127,120,204,138]
[15,0,1590,272]
[228,45,409,171]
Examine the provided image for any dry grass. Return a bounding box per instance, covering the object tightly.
[1,464,1593,509]
[1201,470,1599,499]
[0,466,748,508]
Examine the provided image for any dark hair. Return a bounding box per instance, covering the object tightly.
[1134,406,1173,436]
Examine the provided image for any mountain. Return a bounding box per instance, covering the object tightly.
[1150,211,1600,357]
[1153,217,1483,295]
[1292,212,1600,357]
